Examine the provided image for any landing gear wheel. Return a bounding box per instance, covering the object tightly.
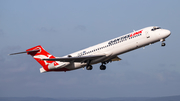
[161,43,166,47]
[86,65,93,70]
[100,65,106,70]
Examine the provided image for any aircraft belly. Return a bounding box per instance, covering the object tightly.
[91,56,108,64]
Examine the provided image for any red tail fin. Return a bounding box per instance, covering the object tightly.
[26,45,59,72]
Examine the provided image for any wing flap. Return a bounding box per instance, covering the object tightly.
[111,56,122,61]
[42,55,105,62]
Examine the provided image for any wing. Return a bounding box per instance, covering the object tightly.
[111,56,121,61]
[42,55,105,63]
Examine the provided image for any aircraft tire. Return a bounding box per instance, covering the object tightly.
[100,65,106,70]
[86,65,93,70]
[161,43,166,46]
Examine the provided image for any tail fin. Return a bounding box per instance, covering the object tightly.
[26,45,59,73]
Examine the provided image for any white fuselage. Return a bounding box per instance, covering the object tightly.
[56,26,171,71]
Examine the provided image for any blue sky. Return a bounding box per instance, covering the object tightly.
[0,0,180,98]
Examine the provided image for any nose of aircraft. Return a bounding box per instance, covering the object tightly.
[163,29,171,38]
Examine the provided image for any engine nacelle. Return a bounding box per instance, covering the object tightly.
[48,62,69,70]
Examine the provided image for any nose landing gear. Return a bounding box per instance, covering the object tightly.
[161,43,166,46]
[160,39,166,47]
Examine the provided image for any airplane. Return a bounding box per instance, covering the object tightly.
[9,26,171,73]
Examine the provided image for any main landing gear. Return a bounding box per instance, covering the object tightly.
[160,39,166,47]
[86,62,107,70]
[100,65,106,70]
[86,64,106,70]
[100,62,106,70]
[86,60,93,70]
[86,65,93,70]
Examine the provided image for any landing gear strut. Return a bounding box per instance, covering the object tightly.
[86,60,93,70]
[160,39,166,47]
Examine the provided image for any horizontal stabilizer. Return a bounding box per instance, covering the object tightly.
[9,49,40,55]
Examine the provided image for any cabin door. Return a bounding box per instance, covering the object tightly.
[146,31,150,38]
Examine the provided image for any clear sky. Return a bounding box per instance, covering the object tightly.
[0,0,180,98]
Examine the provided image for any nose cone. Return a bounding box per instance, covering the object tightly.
[163,29,171,38]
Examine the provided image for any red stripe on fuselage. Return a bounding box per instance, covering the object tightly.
[130,30,143,37]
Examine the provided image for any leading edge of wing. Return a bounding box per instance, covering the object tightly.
[42,55,105,62]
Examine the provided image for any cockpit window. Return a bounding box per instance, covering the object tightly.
[151,27,161,31]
